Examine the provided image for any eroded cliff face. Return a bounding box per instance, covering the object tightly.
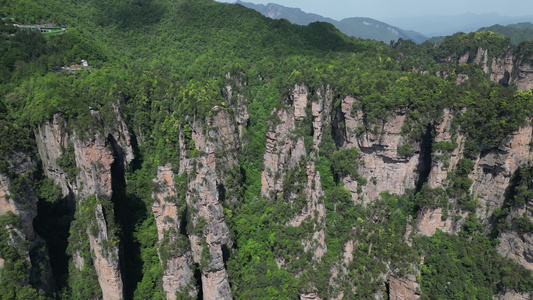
[0,152,54,292]
[454,47,533,90]
[152,165,197,300]
[89,202,123,300]
[497,187,533,271]
[389,275,420,300]
[178,108,238,300]
[0,154,38,240]
[35,114,71,197]
[416,109,467,236]
[261,84,330,296]
[34,108,134,300]
[339,96,421,203]
[9,71,533,299]
[470,123,533,222]
[515,60,533,91]
[427,109,464,189]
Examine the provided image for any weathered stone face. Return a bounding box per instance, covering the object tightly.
[152,165,197,300]
[454,47,533,90]
[340,96,420,203]
[33,108,134,300]
[389,275,420,300]
[179,110,238,300]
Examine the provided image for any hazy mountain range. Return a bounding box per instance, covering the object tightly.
[236,1,428,43]
[385,13,533,37]
[237,1,533,44]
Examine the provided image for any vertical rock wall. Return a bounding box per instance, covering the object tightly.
[0,153,54,291]
[34,108,134,300]
[152,165,196,300]
[469,124,533,221]
[339,96,421,203]
[179,109,236,300]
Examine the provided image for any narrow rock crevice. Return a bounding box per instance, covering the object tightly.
[33,194,72,291]
[108,134,145,299]
[415,124,433,193]
[194,264,204,299]
[332,105,347,149]
[33,163,74,292]
[218,183,226,202]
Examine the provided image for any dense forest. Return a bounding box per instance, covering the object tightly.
[1,0,533,299]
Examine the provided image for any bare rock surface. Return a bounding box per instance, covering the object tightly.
[152,165,197,299]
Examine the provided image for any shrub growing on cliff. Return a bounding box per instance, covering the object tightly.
[0,212,43,299]
[397,143,416,157]
[56,142,79,181]
[331,147,360,181]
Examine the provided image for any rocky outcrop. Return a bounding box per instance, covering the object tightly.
[490,53,514,86]
[34,109,134,300]
[389,275,419,300]
[292,84,308,119]
[340,96,420,202]
[497,191,533,271]
[470,123,533,221]
[339,96,364,149]
[427,109,464,189]
[415,109,468,235]
[261,106,303,196]
[300,292,322,300]
[0,160,38,240]
[152,165,196,299]
[289,160,327,260]
[357,110,419,201]
[454,47,533,90]
[498,230,533,271]
[72,132,115,197]
[416,207,465,236]
[111,104,135,166]
[261,85,308,197]
[288,86,332,260]
[515,61,533,91]
[261,85,330,294]
[179,109,236,300]
[34,114,71,197]
[494,290,532,300]
[89,202,123,300]
[0,151,54,292]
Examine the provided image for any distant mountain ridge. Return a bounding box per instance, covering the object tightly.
[236,1,428,43]
[478,22,533,45]
[385,13,533,37]
[426,22,533,46]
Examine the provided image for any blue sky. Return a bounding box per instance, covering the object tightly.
[217,0,533,20]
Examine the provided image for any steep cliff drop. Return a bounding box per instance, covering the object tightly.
[0,153,54,293]
[178,109,238,300]
[34,107,134,300]
[152,165,197,299]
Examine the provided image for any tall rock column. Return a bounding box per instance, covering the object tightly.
[261,84,330,297]
[179,109,237,300]
[34,110,134,300]
[152,165,197,299]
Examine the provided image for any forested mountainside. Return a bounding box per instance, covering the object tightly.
[236,1,428,43]
[429,22,533,47]
[1,0,533,299]
[478,23,533,45]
